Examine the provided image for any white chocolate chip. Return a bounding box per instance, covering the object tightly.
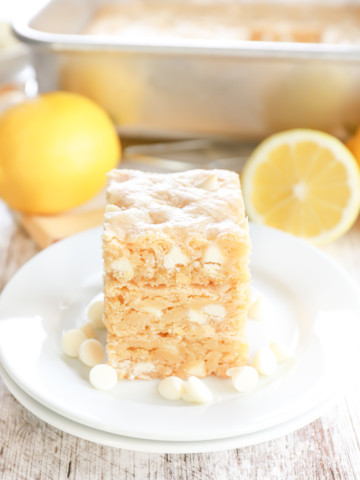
[61,329,87,358]
[89,364,118,390]
[163,246,189,269]
[182,376,213,404]
[248,294,265,321]
[105,204,121,213]
[216,283,231,294]
[203,304,226,319]
[132,362,155,377]
[86,295,105,329]
[142,306,163,318]
[110,257,134,281]
[197,174,219,191]
[202,243,225,265]
[203,263,221,277]
[158,376,186,400]
[188,309,207,324]
[80,322,95,339]
[158,343,179,359]
[186,360,206,377]
[226,366,259,393]
[79,339,105,367]
[251,346,277,376]
[270,340,293,363]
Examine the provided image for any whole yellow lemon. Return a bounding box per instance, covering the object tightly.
[0,91,121,214]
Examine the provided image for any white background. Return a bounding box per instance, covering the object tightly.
[0,0,48,21]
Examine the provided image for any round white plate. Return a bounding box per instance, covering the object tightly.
[0,361,343,454]
[0,225,359,442]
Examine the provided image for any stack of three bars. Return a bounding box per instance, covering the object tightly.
[102,169,251,380]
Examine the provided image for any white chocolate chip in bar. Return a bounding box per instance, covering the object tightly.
[197,174,219,191]
[202,243,225,265]
[186,360,207,377]
[203,263,221,277]
[158,343,180,361]
[132,362,156,378]
[188,309,207,324]
[142,305,163,318]
[110,257,134,281]
[203,304,226,320]
[163,246,189,269]
[216,283,231,294]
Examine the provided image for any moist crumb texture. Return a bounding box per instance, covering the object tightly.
[102,169,251,379]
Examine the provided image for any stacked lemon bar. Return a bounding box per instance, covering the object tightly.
[102,169,251,379]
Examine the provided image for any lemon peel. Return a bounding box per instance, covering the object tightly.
[0,92,120,214]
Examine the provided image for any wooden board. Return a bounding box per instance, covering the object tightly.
[19,208,104,249]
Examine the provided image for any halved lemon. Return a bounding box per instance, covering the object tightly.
[241,129,360,245]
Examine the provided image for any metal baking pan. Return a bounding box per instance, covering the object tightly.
[12,0,360,140]
[0,21,31,84]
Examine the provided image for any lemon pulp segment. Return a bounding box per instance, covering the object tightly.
[242,129,360,245]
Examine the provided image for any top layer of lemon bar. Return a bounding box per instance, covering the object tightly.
[103,169,249,287]
[103,169,251,379]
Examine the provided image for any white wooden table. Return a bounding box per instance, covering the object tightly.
[1,199,360,479]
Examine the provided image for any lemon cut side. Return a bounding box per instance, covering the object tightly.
[242,129,360,245]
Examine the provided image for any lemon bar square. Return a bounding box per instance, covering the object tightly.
[102,169,251,379]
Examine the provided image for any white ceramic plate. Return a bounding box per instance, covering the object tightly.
[0,225,359,442]
[0,361,343,454]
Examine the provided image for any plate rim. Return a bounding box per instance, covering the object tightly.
[0,361,345,454]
